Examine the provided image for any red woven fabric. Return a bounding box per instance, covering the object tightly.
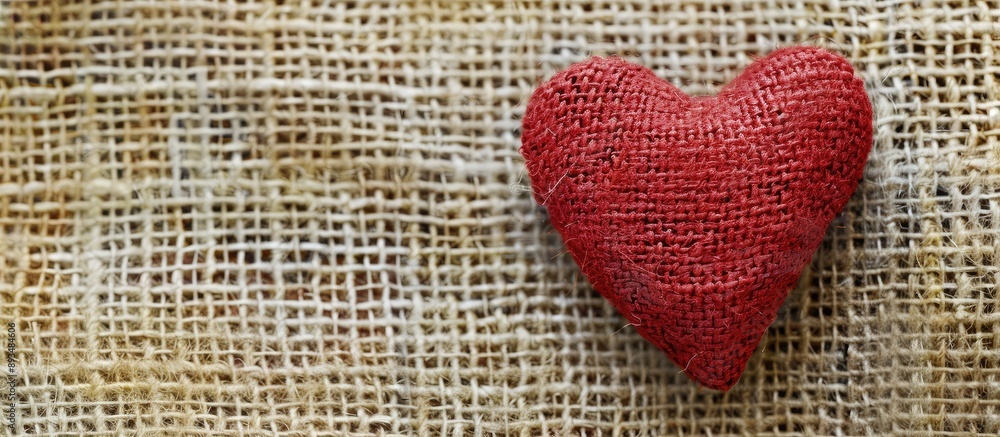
[520,47,873,391]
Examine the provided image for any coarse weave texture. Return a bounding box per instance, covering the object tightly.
[1,1,999,436]
[519,47,873,391]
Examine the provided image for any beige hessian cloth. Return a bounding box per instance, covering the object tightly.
[2,1,998,435]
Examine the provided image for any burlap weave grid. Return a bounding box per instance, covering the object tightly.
[1,1,998,435]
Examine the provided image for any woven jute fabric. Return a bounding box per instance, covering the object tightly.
[1,1,998,435]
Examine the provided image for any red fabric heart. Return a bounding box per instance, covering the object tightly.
[520,47,872,391]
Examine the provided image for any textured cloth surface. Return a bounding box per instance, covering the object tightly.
[2,1,1000,436]
[520,47,873,391]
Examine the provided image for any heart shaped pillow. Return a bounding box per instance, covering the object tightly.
[520,47,872,391]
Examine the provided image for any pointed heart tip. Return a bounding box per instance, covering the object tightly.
[657,334,760,392]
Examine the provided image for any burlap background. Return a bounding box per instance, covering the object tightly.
[2,1,998,435]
